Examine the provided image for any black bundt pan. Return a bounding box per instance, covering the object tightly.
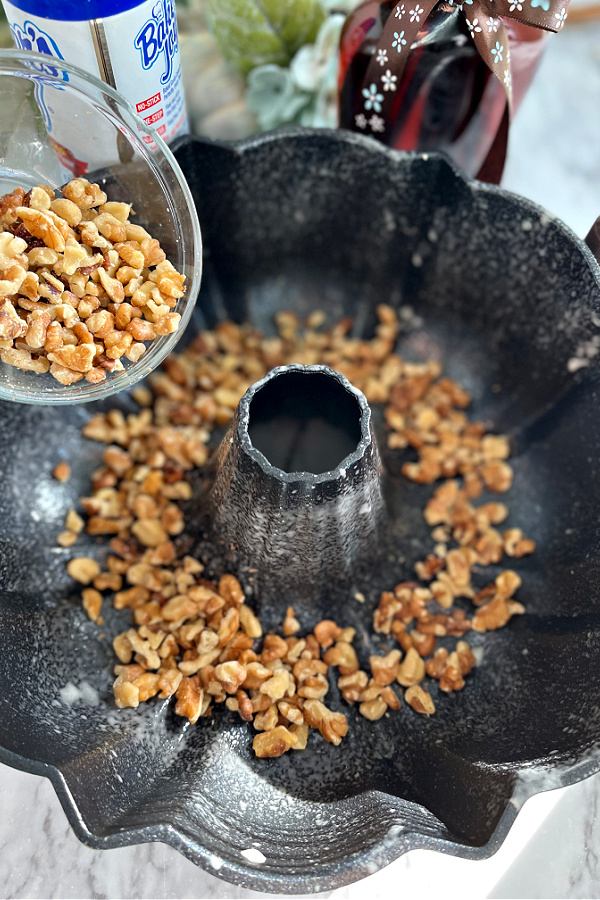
[2,130,600,894]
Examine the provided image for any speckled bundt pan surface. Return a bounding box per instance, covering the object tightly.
[1,131,600,893]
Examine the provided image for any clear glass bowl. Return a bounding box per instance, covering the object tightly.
[0,49,202,404]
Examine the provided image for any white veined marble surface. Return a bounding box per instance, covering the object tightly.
[2,18,600,900]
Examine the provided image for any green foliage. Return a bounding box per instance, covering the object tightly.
[207,0,326,75]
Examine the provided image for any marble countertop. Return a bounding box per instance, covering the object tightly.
[2,18,600,900]
[1,765,598,900]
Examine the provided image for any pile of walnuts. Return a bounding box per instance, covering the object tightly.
[58,307,534,757]
[0,179,184,385]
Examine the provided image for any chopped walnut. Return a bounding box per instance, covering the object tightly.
[472,597,525,632]
[113,678,140,709]
[174,676,203,724]
[283,606,301,636]
[313,619,342,649]
[380,686,401,710]
[456,641,477,675]
[405,685,435,715]
[253,704,279,732]
[425,647,449,679]
[338,670,368,703]
[303,700,348,746]
[239,604,262,639]
[369,650,401,686]
[323,641,359,675]
[235,689,254,722]
[495,570,522,599]
[67,556,100,585]
[259,669,294,702]
[438,652,465,693]
[253,726,298,758]
[359,697,387,721]
[289,722,309,750]
[63,178,107,209]
[481,460,513,493]
[52,461,71,483]
[82,588,102,622]
[214,661,247,694]
[396,648,425,687]
[260,633,288,663]
[278,699,304,725]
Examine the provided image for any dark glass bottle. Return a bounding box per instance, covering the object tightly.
[338,0,545,182]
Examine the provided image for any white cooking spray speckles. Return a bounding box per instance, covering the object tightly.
[59,681,100,707]
[472,646,485,665]
[241,848,266,864]
[383,209,397,232]
[567,334,600,372]
[209,854,223,870]
[399,305,423,330]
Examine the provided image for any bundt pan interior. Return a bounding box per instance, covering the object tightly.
[2,130,600,893]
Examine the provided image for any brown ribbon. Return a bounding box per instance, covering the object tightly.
[352,0,570,178]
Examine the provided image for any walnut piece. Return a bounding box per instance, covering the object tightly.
[52,461,71,483]
[67,556,100,585]
[253,726,298,758]
[405,685,435,715]
[369,650,401,686]
[303,700,348,746]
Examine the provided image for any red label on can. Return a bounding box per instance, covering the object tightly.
[136,91,161,113]
[143,108,164,126]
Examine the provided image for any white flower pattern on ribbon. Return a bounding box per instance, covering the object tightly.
[382,69,398,91]
[355,113,367,129]
[369,114,385,133]
[555,6,567,25]
[503,68,512,90]
[487,16,499,31]
[409,5,424,21]
[466,17,482,32]
[509,0,523,10]
[392,30,407,51]
[395,3,406,17]
[491,41,504,63]
[376,48,389,66]
[362,83,384,112]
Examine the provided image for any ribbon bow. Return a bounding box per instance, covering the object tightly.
[352,0,569,180]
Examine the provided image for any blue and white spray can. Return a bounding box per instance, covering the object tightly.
[1,0,188,171]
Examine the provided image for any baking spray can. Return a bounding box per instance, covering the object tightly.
[1,0,189,175]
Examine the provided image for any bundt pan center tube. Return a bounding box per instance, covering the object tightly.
[1,129,600,893]
[207,364,384,609]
